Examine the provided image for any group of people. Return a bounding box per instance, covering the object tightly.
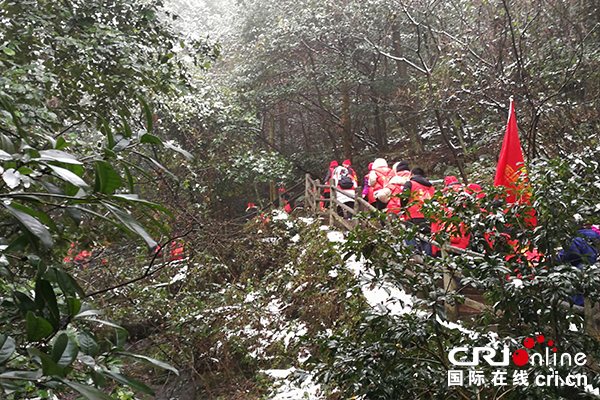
[323,157,483,254]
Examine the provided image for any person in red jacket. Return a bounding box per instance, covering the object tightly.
[323,160,338,209]
[368,158,394,211]
[342,159,358,182]
[431,175,471,252]
[401,167,436,254]
[362,162,375,206]
[385,161,411,216]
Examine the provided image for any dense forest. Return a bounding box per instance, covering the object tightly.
[1,0,600,399]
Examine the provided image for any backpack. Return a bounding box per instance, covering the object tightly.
[338,173,354,189]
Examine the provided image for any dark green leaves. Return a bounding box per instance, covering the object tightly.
[58,378,113,400]
[117,352,179,376]
[4,204,53,249]
[77,332,99,358]
[47,164,89,189]
[51,333,78,368]
[25,312,53,342]
[37,150,82,165]
[100,370,154,395]
[139,97,153,132]
[103,203,157,249]
[94,161,122,194]
[0,335,16,365]
[35,279,60,328]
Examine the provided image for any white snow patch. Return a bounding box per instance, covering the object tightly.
[262,368,324,400]
[272,210,288,220]
[245,292,258,303]
[169,265,188,284]
[291,234,300,243]
[511,278,524,288]
[298,217,315,224]
[327,231,345,243]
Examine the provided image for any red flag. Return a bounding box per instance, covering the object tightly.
[494,99,536,226]
[494,99,527,203]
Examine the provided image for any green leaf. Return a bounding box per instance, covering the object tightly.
[121,117,133,138]
[39,180,65,195]
[109,194,172,216]
[0,149,13,161]
[140,133,162,145]
[2,47,15,56]
[100,370,154,395]
[0,97,26,138]
[103,202,157,249]
[0,335,16,365]
[26,311,54,341]
[35,279,60,328]
[66,207,83,225]
[163,140,194,160]
[77,332,99,358]
[81,318,125,330]
[28,348,64,377]
[139,154,179,182]
[4,234,29,254]
[0,377,23,393]
[13,291,37,317]
[4,205,54,249]
[123,164,135,193]
[28,254,48,276]
[58,378,113,400]
[9,202,58,235]
[139,97,153,132]
[37,150,82,165]
[66,297,81,316]
[94,161,122,194]
[51,333,78,368]
[121,159,155,183]
[91,370,108,387]
[47,164,89,189]
[55,137,69,150]
[101,118,114,149]
[57,269,85,297]
[73,309,102,319]
[117,351,179,376]
[0,370,42,380]
[115,327,128,348]
[112,134,130,152]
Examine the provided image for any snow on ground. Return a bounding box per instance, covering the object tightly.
[261,368,325,400]
[345,252,415,316]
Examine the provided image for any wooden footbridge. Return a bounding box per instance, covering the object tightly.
[295,174,600,335]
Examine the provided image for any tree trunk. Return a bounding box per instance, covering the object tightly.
[373,100,388,153]
[341,83,353,160]
[269,114,276,206]
[391,17,423,156]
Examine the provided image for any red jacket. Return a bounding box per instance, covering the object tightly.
[403,177,435,220]
[386,171,411,215]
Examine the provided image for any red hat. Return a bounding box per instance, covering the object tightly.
[329,161,338,168]
[444,175,459,186]
[467,183,481,192]
[278,188,286,192]
[342,159,351,166]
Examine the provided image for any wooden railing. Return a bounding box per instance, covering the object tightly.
[302,174,590,326]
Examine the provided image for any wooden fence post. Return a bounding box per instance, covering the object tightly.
[442,244,458,322]
[305,174,310,213]
[329,184,336,226]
